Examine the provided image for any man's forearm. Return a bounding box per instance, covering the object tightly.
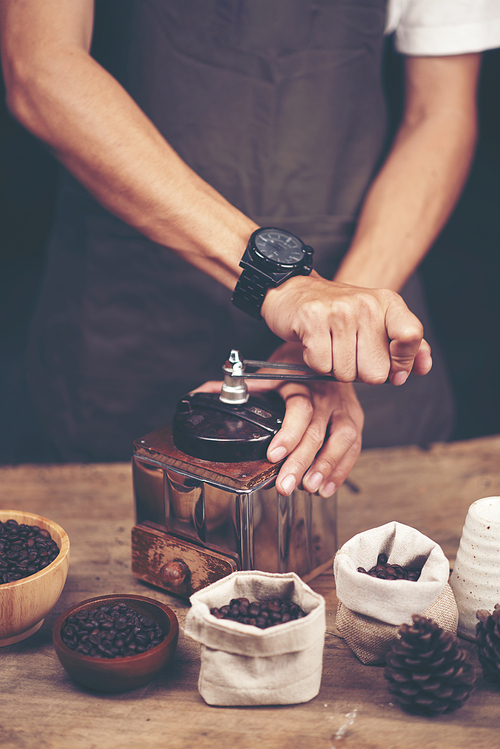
[334,54,481,292]
[1,0,256,289]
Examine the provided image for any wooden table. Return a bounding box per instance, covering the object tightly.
[1,436,500,749]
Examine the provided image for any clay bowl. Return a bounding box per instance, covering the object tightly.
[53,594,179,692]
[0,510,70,647]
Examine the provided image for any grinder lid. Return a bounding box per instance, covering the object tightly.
[172,391,285,462]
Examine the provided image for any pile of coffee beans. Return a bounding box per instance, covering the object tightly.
[61,602,165,658]
[357,552,422,581]
[210,597,307,628]
[0,519,60,584]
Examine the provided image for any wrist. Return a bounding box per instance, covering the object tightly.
[260,272,315,319]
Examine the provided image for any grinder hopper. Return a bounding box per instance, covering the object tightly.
[131,351,337,598]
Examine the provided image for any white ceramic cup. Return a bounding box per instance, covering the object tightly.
[449,496,500,640]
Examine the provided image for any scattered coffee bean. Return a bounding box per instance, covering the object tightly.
[0,519,60,584]
[357,552,422,581]
[60,603,165,658]
[210,597,307,628]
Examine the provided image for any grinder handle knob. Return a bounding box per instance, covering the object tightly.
[160,559,190,588]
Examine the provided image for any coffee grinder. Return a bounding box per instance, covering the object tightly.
[131,351,338,598]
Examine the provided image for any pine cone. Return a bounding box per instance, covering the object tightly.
[384,614,476,715]
[476,604,500,683]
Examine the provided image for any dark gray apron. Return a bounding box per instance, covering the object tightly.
[27,0,454,461]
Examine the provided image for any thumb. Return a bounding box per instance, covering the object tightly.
[412,339,433,376]
[386,302,425,385]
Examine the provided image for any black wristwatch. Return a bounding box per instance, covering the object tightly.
[232,227,314,319]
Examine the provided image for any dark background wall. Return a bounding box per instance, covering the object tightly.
[1,42,499,464]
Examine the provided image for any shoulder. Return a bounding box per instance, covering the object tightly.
[385,0,500,55]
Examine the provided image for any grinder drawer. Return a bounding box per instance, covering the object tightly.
[131,523,238,598]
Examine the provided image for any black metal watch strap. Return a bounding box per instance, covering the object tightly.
[231,269,269,320]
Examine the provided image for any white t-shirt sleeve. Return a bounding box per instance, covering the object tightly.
[386,0,500,55]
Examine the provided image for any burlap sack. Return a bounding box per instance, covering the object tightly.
[184,570,326,706]
[334,522,458,664]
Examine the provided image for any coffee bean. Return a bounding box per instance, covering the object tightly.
[357,554,422,581]
[248,602,260,617]
[60,603,166,659]
[210,597,307,629]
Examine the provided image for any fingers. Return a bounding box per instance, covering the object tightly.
[303,421,362,497]
[324,302,357,382]
[300,298,356,378]
[267,386,316,469]
[263,276,431,386]
[268,381,363,498]
[304,291,431,386]
[355,316,390,385]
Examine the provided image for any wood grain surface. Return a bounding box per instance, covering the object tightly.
[1,436,500,749]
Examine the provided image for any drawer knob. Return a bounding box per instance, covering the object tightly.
[160,559,190,587]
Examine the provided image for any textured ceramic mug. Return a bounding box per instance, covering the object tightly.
[450,496,500,640]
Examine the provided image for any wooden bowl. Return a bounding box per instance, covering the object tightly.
[0,510,70,646]
[52,594,179,692]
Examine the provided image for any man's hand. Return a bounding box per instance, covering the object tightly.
[264,378,364,499]
[261,272,432,386]
[192,342,365,497]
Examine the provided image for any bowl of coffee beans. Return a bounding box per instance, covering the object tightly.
[0,510,70,646]
[52,594,179,692]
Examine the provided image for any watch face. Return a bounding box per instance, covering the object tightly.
[254,229,305,266]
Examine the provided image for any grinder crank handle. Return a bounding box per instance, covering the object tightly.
[243,355,390,383]
[219,350,391,405]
